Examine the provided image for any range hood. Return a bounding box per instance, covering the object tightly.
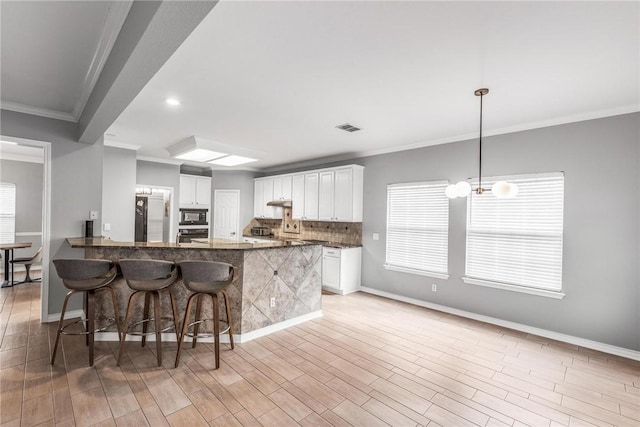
[266,199,292,208]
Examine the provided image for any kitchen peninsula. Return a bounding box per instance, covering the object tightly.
[65,237,322,342]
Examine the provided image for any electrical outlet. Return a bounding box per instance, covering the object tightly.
[103,223,111,231]
[89,210,98,220]
[432,284,437,292]
[372,233,380,241]
[270,297,275,308]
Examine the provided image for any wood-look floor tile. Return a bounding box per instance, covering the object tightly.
[332,399,389,426]
[299,412,333,427]
[165,405,208,427]
[361,397,419,427]
[368,390,432,426]
[105,384,140,419]
[1,387,24,424]
[114,409,149,427]
[209,413,243,427]
[257,407,298,427]
[225,379,276,418]
[232,409,261,426]
[51,387,73,424]
[146,377,191,416]
[473,390,551,426]
[205,381,244,414]
[325,376,371,406]
[70,386,112,427]
[370,378,432,414]
[21,394,54,427]
[187,388,227,422]
[267,388,313,422]
[430,393,490,426]
[140,405,170,427]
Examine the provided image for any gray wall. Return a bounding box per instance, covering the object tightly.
[137,160,181,242]
[211,170,256,230]
[1,109,104,315]
[0,159,43,259]
[272,113,640,351]
[102,147,137,241]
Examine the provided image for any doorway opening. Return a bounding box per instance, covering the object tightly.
[135,185,174,243]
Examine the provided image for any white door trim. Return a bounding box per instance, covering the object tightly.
[213,189,240,240]
[0,135,51,323]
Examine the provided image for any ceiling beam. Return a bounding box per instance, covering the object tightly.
[78,0,217,144]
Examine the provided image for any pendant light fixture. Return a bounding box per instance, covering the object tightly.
[445,88,518,199]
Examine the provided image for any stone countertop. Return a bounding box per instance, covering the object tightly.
[242,235,361,249]
[66,236,316,250]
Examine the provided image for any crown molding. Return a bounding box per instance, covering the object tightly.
[0,101,76,122]
[0,152,44,164]
[136,155,183,166]
[104,139,140,151]
[353,104,640,159]
[72,1,133,120]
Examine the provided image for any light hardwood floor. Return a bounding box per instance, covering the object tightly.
[1,282,639,427]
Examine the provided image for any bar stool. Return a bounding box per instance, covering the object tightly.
[117,259,180,367]
[51,259,122,366]
[175,261,236,369]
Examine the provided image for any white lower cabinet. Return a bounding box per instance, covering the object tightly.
[321,246,362,295]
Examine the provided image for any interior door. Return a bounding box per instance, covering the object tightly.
[213,190,240,240]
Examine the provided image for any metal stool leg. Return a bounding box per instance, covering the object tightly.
[175,293,198,368]
[83,292,89,346]
[221,289,234,349]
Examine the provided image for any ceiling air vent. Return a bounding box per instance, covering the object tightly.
[335,123,361,132]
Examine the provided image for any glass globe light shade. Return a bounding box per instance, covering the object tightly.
[445,184,458,199]
[505,182,519,198]
[455,181,472,197]
[491,181,510,197]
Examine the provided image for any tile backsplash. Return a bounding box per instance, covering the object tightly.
[243,208,362,246]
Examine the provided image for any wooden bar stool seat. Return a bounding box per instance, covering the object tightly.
[175,261,236,369]
[51,259,122,366]
[117,259,180,367]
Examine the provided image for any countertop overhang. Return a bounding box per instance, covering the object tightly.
[66,237,317,250]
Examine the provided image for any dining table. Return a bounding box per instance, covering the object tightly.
[0,242,32,288]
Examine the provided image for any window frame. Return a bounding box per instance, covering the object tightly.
[463,172,565,299]
[384,180,450,280]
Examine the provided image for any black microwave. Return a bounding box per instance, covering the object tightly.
[179,209,208,225]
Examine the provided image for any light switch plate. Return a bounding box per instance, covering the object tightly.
[89,210,98,220]
[373,233,380,241]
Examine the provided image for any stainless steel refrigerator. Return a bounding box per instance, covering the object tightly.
[135,195,164,242]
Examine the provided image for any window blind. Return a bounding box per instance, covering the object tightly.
[465,173,564,292]
[385,180,449,277]
[0,182,16,244]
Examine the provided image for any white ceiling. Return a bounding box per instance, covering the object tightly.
[2,2,638,171]
[0,1,130,121]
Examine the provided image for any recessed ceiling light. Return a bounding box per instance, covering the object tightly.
[0,140,18,145]
[209,155,257,166]
[166,98,181,106]
[175,148,227,162]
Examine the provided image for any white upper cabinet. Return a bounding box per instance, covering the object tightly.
[254,178,278,219]
[303,172,319,220]
[317,166,363,221]
[180,175,211,208]
[260,165,363,222]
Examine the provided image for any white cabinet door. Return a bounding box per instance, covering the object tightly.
[262,178,276,218]
[304,173,319,220]
[254,180,264,218]
[333,167,354,221]
[280,175,292,199]
[179,175,196,206]
[291,174,305,219]
[195,177,211,207]
[318,171,334,221]
[322,251,341,289]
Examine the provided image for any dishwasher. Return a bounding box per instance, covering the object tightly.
[321,246,362,295]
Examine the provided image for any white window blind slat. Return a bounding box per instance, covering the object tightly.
[386,181,449,276]
[465,173,564,292]
[0,183,16,244]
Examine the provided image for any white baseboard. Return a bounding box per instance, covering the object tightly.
[46,309,85,323]
[359,286,640,362]
[238,311,323,343]
[81,311,323,344]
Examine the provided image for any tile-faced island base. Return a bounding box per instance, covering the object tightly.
[67,238,322,342]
